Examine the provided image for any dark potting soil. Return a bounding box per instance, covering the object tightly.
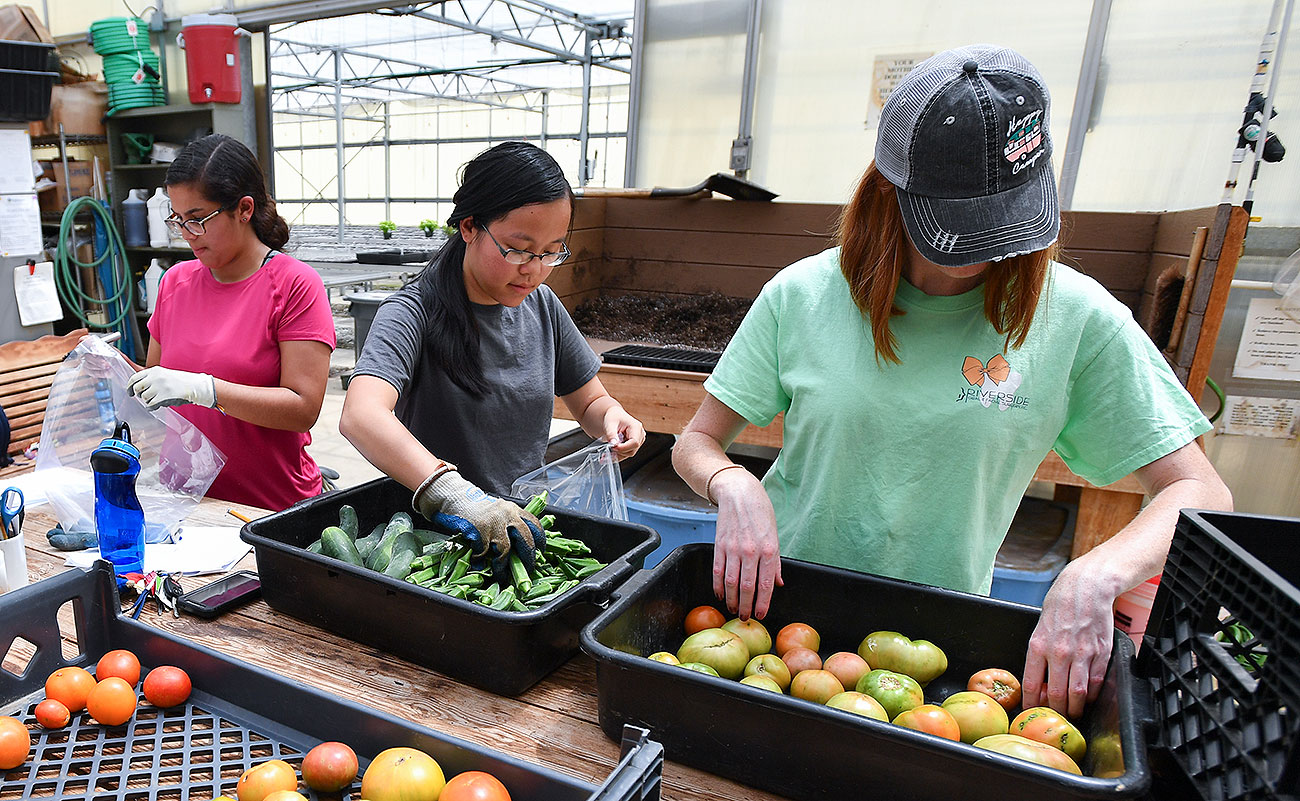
[572,292,752,351]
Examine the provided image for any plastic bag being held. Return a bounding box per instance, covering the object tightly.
[511,440,628,521]
[36,337,226,542]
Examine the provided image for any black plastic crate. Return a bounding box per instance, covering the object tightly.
[580,544,1149,801]
[600,345,720,373]
[0,66,56,122]
[0,562,663,801]
[0,39,55,71]
[241,477,660,696]
[1137,510,1300,801]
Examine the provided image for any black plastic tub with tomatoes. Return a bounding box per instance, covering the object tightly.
[0,563,664,801]
[580,543,1148,801]
[241,476,660,695]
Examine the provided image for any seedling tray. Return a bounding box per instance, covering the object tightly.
[580,544,1148,801]
[0,562,663,801]
[1138,510,1300,801]
[241,477,660,696]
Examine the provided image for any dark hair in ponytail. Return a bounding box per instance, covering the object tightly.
[418,141,573,395]
[165,133,290,250]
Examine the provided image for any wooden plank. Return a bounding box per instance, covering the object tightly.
[1032,451,1146,493]
[1056,250,1151,294]
[1071,487,1145,559]
[603,197,841,238]
[1059,210,1158,253]
[604,229,832,271]
[1152,206,1219,256]
[1182,205,1247,397]
[571,195,606,230]
[0,362,60,389]
[564,228,603,263]
[0,329,84,372]
[545,257,611,298]
[598,258,779,300]
[0,382,57,407]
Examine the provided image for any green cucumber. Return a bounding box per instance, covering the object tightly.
[383,549,416,580]
[320,526,364,566]
[338,505,360,539]
[305,539,323,554]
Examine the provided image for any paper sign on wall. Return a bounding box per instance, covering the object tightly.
[865,52,934,129]
[0,193,42,256]
[1220,395,1300,438]
[13,261,61,325]
[1233,297,1300,381]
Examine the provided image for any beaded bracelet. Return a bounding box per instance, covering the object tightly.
[704,463,747,505]
[412,460,459,512]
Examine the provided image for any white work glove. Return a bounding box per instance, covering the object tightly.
[127,366,217,410]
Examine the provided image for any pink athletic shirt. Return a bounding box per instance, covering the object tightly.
[148,252,336,511]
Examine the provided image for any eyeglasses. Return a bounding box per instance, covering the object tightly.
[481,224,570,267]
[163,204,228,237]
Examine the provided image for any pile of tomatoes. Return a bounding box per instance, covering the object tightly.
[646,605,1089,776]
[232,742,512,801]
[0,649,192,772]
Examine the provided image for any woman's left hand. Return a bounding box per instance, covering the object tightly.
[1020,560,1115,719]
[602,406,645,461]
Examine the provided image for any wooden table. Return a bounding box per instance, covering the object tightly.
[10,490,788,801]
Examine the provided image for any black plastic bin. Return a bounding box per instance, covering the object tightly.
[0,40,56,122]
[0,563,663,801]
[241,477,660,695]
[1137,510,1300,801]
[580,544,1148,801]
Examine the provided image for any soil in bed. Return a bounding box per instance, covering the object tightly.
[572,292,752,351]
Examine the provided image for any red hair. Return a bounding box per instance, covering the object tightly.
[835,162,1057,364]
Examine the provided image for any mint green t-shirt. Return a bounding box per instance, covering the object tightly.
[704,248,1210,594]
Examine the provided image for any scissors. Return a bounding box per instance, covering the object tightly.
[1,487,23,541]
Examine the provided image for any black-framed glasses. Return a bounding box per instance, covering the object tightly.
[163,204,229,237]
[481,224,570,267]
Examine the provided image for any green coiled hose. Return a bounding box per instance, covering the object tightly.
[53,196,134,330]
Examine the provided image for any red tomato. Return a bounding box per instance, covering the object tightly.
[95,650,142,687]
[0,716,30,770]
[683,606,725,635]
[968,668,1023,712]
[86,677,137,726]
[774,623,820,656]
[142,666,192,708]
[34,699,71,729]
[441,771,512,801]
[301,741,358,792]
[892,704,961,741]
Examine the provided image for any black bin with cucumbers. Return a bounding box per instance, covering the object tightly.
[580,543,1149,801]
[241,476,660,695]
[0,563,664,801]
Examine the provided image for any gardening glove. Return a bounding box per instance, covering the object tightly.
[414,470,544,568]
[127,366,216,410]
[427,511,545,576]
[46,522,98,551]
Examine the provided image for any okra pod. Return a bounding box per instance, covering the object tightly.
[448,551,471,583]
[523,491,548,517]
[407,567,437,584]
[539,514,556,531]
[508,553,532,594]
[489,586,517,610]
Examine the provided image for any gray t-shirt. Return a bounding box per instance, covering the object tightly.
[353,282,601,494]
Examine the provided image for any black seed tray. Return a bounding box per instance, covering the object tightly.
[241,477,660,696]
[1137,510,1300,801]
[0,562,663,801]
[581,544,1149,801]
[600,345,720,373]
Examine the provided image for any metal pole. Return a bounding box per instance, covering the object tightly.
[383,101,391,223]
[1243,0,1294,216]
[541,90,549,148]
[334,47,346,243]
[1058,0,1112,211]
[578,30,593,185]
[730,0,762,179]
[1223,0,1289,204]
[624,0,644,187]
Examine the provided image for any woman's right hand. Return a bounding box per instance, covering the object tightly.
[711,467,782,621]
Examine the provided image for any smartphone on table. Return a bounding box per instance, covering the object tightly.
[178,570,261,618]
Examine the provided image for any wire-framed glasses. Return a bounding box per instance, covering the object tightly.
[163,203,229,237]
[481,224,570,267]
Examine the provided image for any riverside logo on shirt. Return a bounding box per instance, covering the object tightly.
[954,354,1030,411]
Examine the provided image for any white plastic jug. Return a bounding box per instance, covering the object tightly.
[0,533,28,593]
[147,187,170,247]
[144,258,164,314]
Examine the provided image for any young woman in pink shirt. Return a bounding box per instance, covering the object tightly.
[127,134,336,511]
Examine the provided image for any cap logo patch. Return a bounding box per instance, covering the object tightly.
[1004,109,1044,164]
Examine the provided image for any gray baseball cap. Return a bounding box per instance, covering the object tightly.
[875,44,1060,268]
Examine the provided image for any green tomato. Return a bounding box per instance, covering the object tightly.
[855,668,924,720]
[857,630,948,685]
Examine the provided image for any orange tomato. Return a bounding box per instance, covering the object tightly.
[967,668,1022,712]
[34,698,71,729]
[142,666,192,708]
[441,771,512,801]
[774,623,820,656]
[683,605,725,636]
[0,716,31,770]
[237,759,299,801]
[360,747,445,801]
[1011,707,1087,762]
[892,704,961,741]
[95,650,142,687]
[44,666,96,713]
[86,676,137,726]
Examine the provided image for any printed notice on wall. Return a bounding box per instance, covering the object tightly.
[865,52,934,129]
[1232,297,1300,381]
[1220,395,1300,437]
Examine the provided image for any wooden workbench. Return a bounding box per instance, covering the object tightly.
[9,491,788,801]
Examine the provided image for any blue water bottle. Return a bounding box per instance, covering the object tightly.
[92,421,145,578]
[93,379,116,435]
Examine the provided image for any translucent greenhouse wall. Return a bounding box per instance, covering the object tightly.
[636,0,1300,225]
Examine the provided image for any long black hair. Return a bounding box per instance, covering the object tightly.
[419,141,573,395]
[165,134,290,250]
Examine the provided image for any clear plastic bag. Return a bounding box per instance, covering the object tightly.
[35,337,227,542]
[511,440,628,521]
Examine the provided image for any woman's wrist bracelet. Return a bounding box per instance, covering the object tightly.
[705,463,747,505]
